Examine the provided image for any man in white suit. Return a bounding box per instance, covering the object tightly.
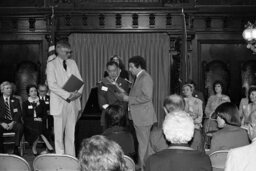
[46,40,83,156]
[118,56,157,170]
[225,111,256,171]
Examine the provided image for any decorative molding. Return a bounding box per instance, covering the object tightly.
[12,18,18,29]
[223,16,228,29]
[115,13,121,28]
[99,14,105,27]
[166,13,172,26]
[82,14,87,26]
[132,13,138,28]
[29,17,36,30]
[205,17,211,29]
[149,13,155,28]
[65,15,71,26]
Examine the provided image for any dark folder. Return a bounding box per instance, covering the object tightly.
[63,74,84,92]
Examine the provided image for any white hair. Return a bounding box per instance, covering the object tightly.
[0,81,11,93]
[163,111,194,144]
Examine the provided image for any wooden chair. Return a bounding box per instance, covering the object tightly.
[0,153,31,171]
[209,150,229,171]
[124,155,135,171]
[33,154,81,171]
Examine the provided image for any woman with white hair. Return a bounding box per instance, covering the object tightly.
[145,111,211,171]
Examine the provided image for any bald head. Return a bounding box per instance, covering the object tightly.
[163,94,185,114]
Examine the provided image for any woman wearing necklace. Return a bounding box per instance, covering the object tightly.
[241,86,256,126]
[22,84,53,155]
[182,84,204,152]
[204,80,230,133]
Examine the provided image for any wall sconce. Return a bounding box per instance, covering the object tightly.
[242,21,256,53]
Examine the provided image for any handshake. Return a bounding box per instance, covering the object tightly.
[66,90,82,103]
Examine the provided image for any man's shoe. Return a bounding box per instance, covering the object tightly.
[13,146,20,156]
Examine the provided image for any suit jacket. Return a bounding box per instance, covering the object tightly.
[149,125,168,153]
[98,76,130,109]
[210,125,250,154]
[145,146,212,171]
[39,95,50,111]
[46,57,84,116]
[225,139,256,171]
[0,95,22,124]
[22,99,46,122]
[128,70,157,126]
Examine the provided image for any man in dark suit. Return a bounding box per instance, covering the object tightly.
[145,111,211,171]
[149,94,185,154]
[38,84,53,139]
[0,81,23,155]
[117,56,157,170]
[98,61,130,129]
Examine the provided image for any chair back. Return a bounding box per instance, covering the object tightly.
[124,155,135,171]
[33,154,81,171]
[0,153,31,171]
[209,150,229,171]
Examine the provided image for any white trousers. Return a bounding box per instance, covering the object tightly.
[53,103,77,157]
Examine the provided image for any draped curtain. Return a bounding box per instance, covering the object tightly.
[69,33,170,124]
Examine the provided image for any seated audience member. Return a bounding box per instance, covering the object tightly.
[185,80,205,105]
[225,110,256,171]
[79,135,127,171]
[145,111,211,171]
[240,86,256,126]
[183,84,204,152]
[102,104,135,158]
[38,84,53,139]
[10,82,22,109]
[22,84,54,155]
[0,81,23,155]
[149,94,185,153]
[204,80,230,133]
[210,102,250,154]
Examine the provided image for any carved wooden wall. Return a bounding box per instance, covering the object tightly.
[0,1,256,103]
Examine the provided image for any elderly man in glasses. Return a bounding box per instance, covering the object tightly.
[46,40,84,156]
[225,110,256,171]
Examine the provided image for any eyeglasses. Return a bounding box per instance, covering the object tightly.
[62,50,72,55]
[38,89,47,92]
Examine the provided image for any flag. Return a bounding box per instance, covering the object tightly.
[47,6,56,63]
[47,43,56,62]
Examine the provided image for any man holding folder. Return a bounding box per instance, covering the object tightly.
[46,40,84,156]
[97,61,130,129]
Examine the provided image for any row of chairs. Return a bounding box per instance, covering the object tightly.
[0,153,135,171]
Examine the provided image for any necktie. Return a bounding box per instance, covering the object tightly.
[5,98,12,120]
[63,60,67,71]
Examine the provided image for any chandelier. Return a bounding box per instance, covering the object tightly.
[242,22,256,53]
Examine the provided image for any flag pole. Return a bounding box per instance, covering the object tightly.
[181,8,188,83]
[47,5,56,62]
